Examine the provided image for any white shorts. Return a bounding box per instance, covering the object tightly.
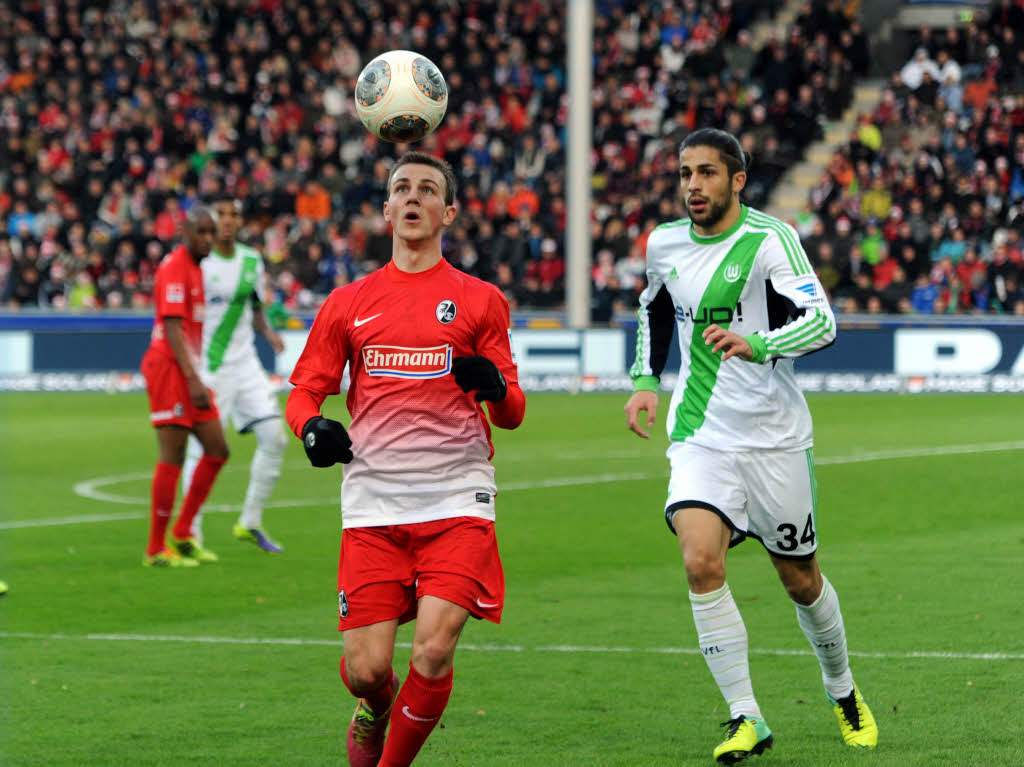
[664,441,819,560]
[203,356,280,433]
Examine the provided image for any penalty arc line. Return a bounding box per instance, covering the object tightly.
[1,472,657,530]
[3,440,1023,531]
[0,631,1020,661]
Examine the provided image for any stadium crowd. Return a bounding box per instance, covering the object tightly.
[803,4,1024,316]
[2,0,992,321]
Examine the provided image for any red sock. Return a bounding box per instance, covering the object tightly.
[148,462,181,556]
[379,664,453,767]
[171,455,226,540]
[340,656,396,714]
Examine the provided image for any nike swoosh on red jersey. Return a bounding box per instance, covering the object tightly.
[353,313,383,327]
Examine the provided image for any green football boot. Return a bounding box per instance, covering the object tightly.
[169,536,219,563]
[713,715,774,764]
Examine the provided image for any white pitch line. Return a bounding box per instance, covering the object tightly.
[1,631,1020,661]
[2,440,1022,531]
[1,511,148,529]
[70,471,333,511]
[813,440,1024,465]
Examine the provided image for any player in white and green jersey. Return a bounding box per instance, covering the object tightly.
[624,129,876,764]
[183,196,288,553]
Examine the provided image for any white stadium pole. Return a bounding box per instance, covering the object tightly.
[566,0,593,329]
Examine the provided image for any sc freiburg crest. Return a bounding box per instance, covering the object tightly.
[435,300,457,324]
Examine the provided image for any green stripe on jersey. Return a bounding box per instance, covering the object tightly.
[766,308,833,355]
[805,447,818,520]
[629,307,647,379]
[207,252,260,372]
[747,210,813,276]
[671,231,767,441]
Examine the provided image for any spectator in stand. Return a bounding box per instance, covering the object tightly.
[911,273,939,314]
[860,176,892,222]
[900,48,940,91]
[812,241,843,299]
[881,265,913,313]
[956,248,989,306]
[933,227,969,264]
[5,261,41,307]
[988,244,1020,313]
[295,181,331,225]
[524,237,565,308]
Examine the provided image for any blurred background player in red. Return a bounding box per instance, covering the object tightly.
[285,152,526,767]
[140,206,230,567]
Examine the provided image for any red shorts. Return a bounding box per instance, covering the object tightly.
[337,517,505,631]
[141,349,219,428]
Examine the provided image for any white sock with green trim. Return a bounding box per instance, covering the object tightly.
[238,419,286,530]
[690,583,762,719]
[182,434,204,542]
[794,575,854,700]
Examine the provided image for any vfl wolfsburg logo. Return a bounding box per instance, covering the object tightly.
[724,263,742,283]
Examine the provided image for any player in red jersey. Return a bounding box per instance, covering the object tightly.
[286,152,526,767]
[140,206,229,567]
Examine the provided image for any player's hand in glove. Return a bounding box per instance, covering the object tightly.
[301,416,353,467]
[452,355,507,402]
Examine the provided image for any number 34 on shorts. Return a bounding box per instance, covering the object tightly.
[665,443,819,558]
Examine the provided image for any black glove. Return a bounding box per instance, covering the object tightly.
[452,355,507,402]
[301,416,353,467]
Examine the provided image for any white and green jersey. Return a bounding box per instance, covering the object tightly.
[200,242,267,374]
[630,205,836,451]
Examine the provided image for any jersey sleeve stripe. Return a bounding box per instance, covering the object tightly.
[765,309,834,355]
[765,308,830,353]
[746,220,800,275]
[748,212,813,276]
[747,210,809,272]
[630,306,652,378]
[766,307,828,346]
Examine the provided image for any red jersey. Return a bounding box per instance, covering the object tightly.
[147,245,205,366]
[287,258,525,529]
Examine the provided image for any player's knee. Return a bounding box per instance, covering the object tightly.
[411,637,456,678]
[775,559,822,605]
[682,549,726,592]
[783,571,820,605]
[254,419,287,457]
[161,444,187,466]
[343,656,393,695]
[206,442,230,461]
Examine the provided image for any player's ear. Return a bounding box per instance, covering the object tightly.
[732,170,747,194]
[442,203,457,226]
[383,200,392,223]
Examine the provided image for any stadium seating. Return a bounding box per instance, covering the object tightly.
[2,0,874,316]
[804,11,1024,316]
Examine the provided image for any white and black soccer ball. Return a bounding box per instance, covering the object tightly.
[354,50,448,143]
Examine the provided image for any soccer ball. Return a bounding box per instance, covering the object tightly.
[354,50,448,143]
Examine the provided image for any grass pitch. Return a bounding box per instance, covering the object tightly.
[1,391,1022,766]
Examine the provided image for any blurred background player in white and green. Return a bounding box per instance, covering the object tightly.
[183,194,288,553]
